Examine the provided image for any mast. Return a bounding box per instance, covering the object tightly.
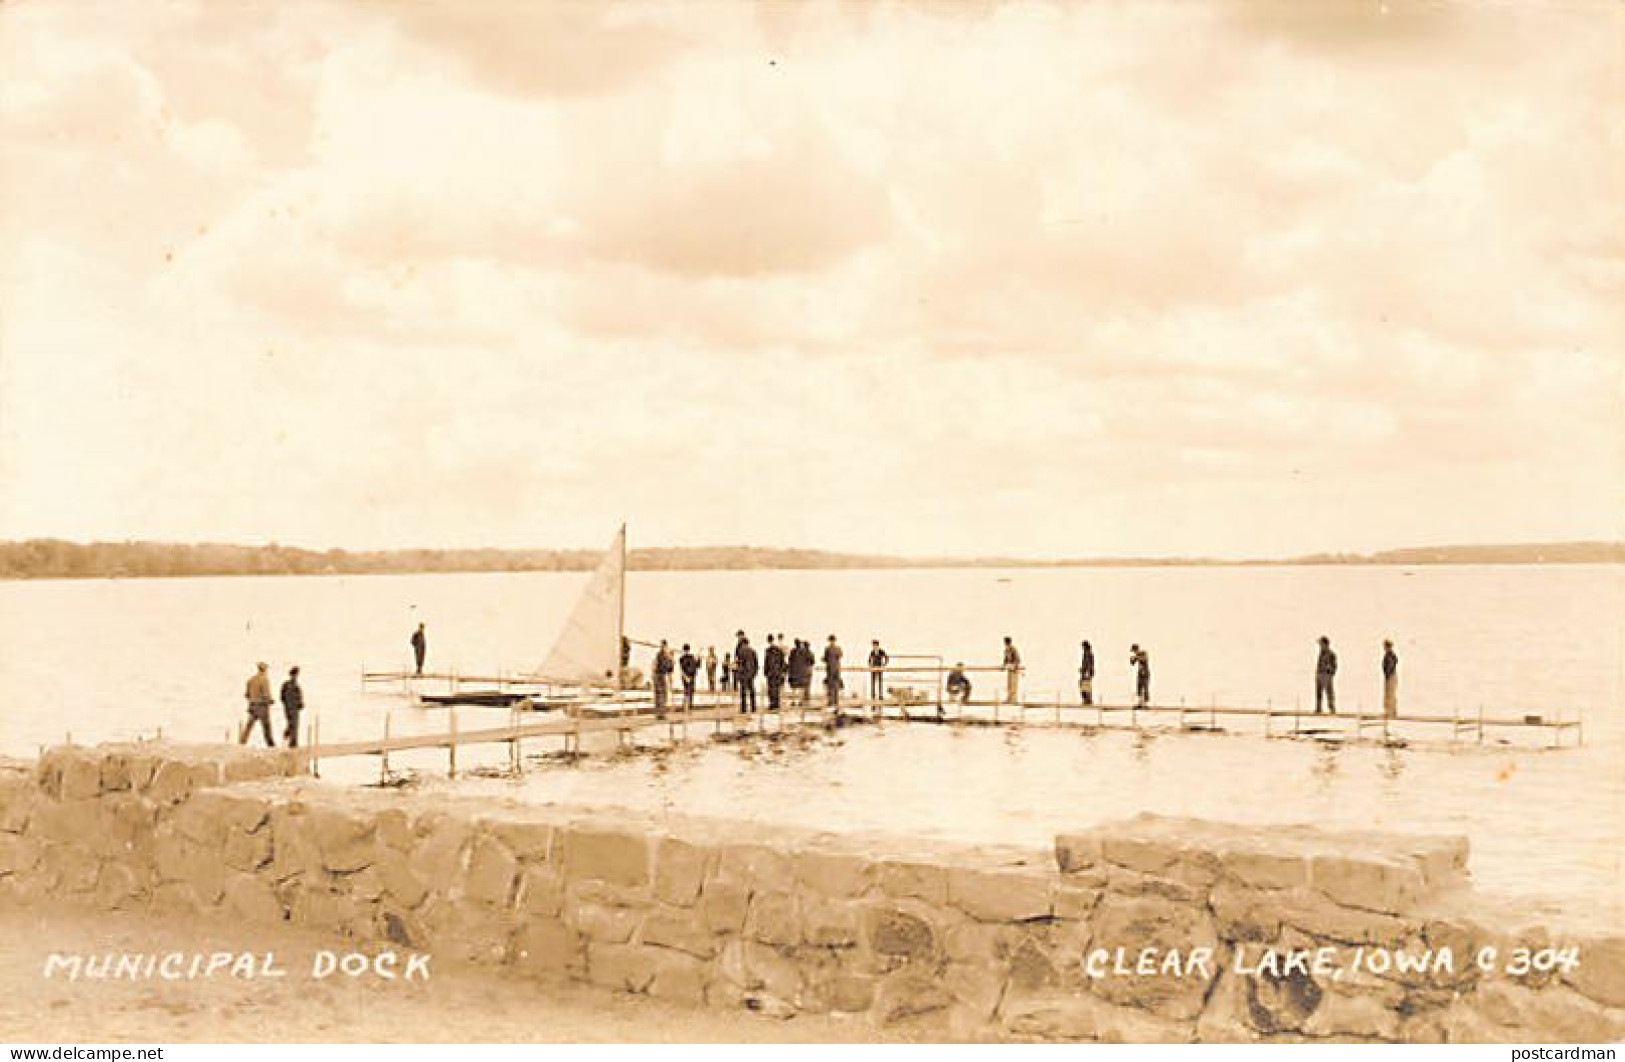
[615,522,626,692]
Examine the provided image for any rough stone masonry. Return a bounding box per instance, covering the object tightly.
[0,742,1620,1042]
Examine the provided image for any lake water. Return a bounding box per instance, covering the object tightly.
[0,565,1620,921]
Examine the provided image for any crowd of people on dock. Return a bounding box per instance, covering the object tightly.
[634,631,1401,723]
[234,619,1402,747]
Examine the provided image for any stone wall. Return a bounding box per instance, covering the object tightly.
[1,743,1620,1043]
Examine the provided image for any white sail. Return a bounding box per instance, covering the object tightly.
[538,525,625,686]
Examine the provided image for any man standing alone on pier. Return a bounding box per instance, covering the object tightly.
[1002,636,1022,704]
[1382,639,1399,718]
[1078,640,1095,706]
[279,666,303,748]
[410,623,427,676]
[868,640,889,709]
[1130,645,1151,708]
[240,662,275,747]
[735,635,759,714]
[1315,636,1338,714]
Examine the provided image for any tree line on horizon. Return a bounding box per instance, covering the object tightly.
[0,538,1620,580]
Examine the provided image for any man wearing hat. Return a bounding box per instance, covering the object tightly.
[280,666,305,747]
[1315,636,1338,714]
[240,662,276,746]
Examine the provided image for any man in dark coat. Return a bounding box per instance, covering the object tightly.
[1130,644,1151,708]
[734,635,759,714]
[787,639,812,707]
[410,623,427,676]
[652,640,674,717]
[1382,639,1399,718]
[823,635,844,710]
[763,634,787,713]
[679,644,700,712]
[1078,640,1096,706]
[279,666,304,748]
[1315,636,1338,714]
[867,640,890,710]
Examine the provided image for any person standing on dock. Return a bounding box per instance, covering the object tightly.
[868,640,890,710]
[764,634,787,713]
[1078,640,1096,706]
[1315,635,1338,714]
[945,663,972,714]
[720,653,732,691]
[410,623,427,676]
[679,644,699,712]
[1382,639,1399,718]
[652,640,674,717]
[279,666,303,748]
[1002,636,1022,704]
[704,647,718,692]
[824,635,844,710]
[1130,645,1151,708]
[788,639,812,707]
[239,662,275,747]
[735,635,759,714]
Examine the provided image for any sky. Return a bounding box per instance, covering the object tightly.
[0,0,1620,560]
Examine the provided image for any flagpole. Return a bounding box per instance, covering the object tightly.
[616,523,627,700]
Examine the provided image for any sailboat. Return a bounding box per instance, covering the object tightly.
[368,525,631,711]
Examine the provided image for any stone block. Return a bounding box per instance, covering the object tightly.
[1474,981,1625,1043]
[741,940,803,1003]
[308,804,378,873]
[96,793,159,860]
[875,859,948,904]
[1086,896,1219,1021]
[376,808,414,852]
[515,866,563,918]
[641,906,719,959]
[946,921,1001,963]
[1310,853,1428,915]
[586,942,658,993]
[949,867,1054,922]
[1210,879,1284,942]
[701,876,751,934]
[565,826,650,887]
[1105,866,1205,903]
[410,815,473,886]
[803,897,862,948]
[377,851,429,909]
[718,842,795,891]
[1053,880,1102,921]
[268,809,323,882]
[1004,932,1063,991]
[1054,832,1104,874]
[1562,935,1625,1008]
[378,907,429,951]
[290,886,364,937]
[31,798,99,847]
[344,865,386,902]
[152,829,225,903]
[145,759,195,804]
[222,871,285,925]
[169,800,228,849]
[510,918,582,977]
[873,970,954,1025]
[745,891,801,946]
[418,896,511,965]
[653,837,710,906]
[56,748,103,801]
[571,902,641,944]
[1220,847,1308,891]
[945,962,1006,1021]
[486,820,553,863]
[1301,988,1402,1040]
[808,972,877,1014]
[1277,888,1414,946]
[0,778,35,832]
[794,849,872,897]
[99,752,132,793]
[223,826,273,873]
[645,947,709,1006]
[462,835,519,906]
[189,790,271,834]
[862,903,938,961]
[94,862,143,910]
[0,833,40,874]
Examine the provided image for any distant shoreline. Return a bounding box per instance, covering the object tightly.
[0,539,1619,580]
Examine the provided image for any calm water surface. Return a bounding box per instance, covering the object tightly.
[0,565,1619,920]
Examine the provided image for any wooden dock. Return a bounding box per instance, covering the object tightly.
[299,686,1583,780]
